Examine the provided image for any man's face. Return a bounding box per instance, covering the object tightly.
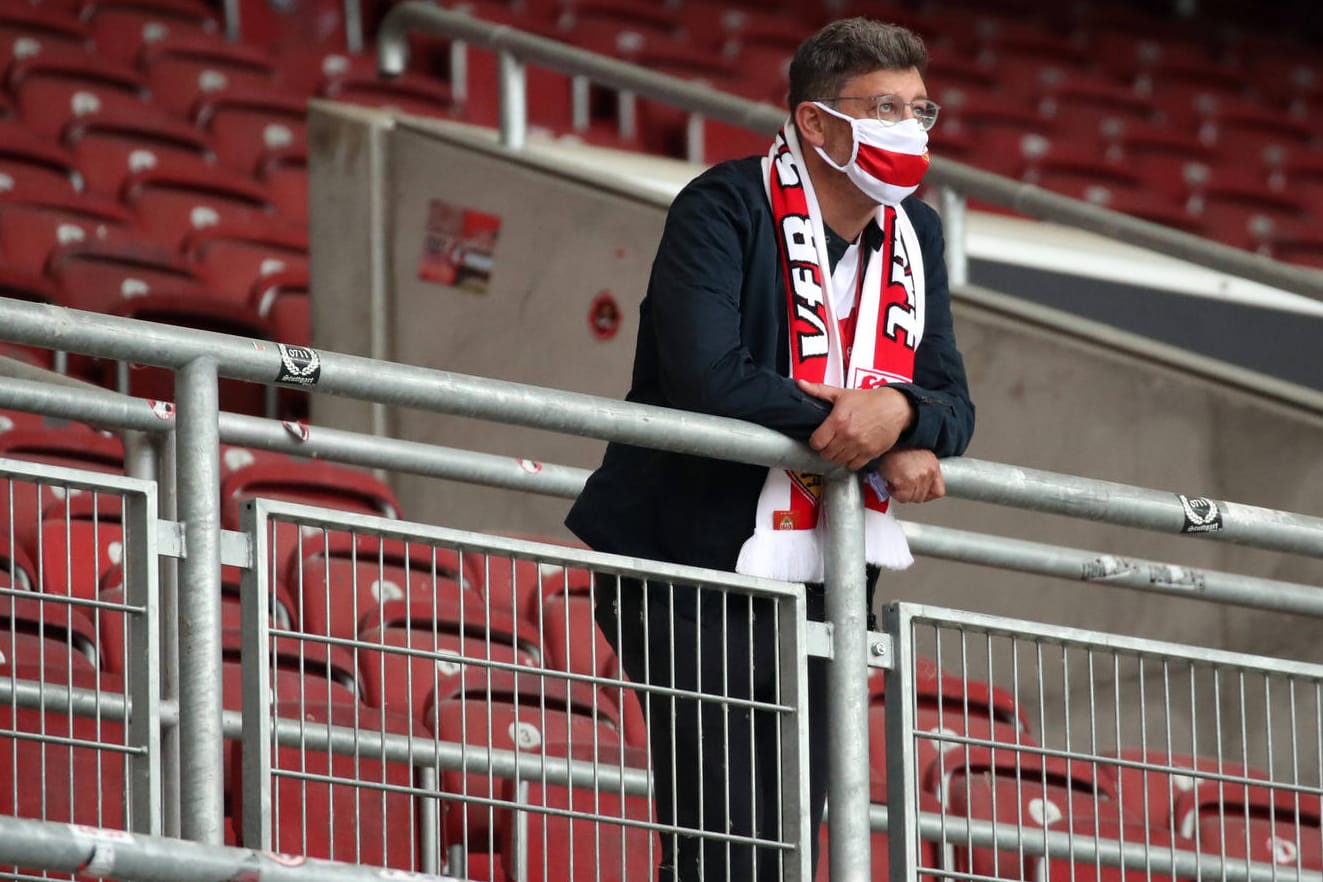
[818,66,929,167]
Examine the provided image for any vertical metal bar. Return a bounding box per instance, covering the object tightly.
[498,51,528,150]
[883,602,918,882]
[222,0,240,41]
[343,0,363,53]
[239,499,274,849]
[685,113,705,165]
[156,431,181,838]
[571,75,590,131]
[176,357,225,845]
[419,765,439,876]
[823,473,870,882]
[123,482,162,835]
[776,587,811,882]
[940,188,969,288]
[367,120,393,444]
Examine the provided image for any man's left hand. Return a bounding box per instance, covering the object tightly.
[880,448,945,503]
[798,381,915,471]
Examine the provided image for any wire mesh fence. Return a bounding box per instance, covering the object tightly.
[883,602,1323,882]
[237,500,813,882]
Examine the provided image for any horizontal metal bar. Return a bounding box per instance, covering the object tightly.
[866,805,1323,882]
[940,457,1323,558]
[375,2,1323,302]
[0,814,456,882]
[217,412,589,499]
[904,521,1323,615]
[0,454,154,497]
[0,299,831,475]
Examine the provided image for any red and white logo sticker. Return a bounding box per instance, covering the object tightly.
[262,852,307,867]
[517,459,542,474]
[148,400,175,420]
[282,420,310,443]
[851,366,909,390]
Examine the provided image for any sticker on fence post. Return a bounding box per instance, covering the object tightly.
[275,344,321,386]
[1177,494,1223,534]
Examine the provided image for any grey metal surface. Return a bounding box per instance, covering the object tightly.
[822,474,872,882]
[174,358,225,845]
[498,51,527,150]
[154,431,182,839]
[375,1,1323,302]
[122,472,163,835]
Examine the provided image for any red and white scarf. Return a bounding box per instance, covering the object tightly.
[735,124,926,582]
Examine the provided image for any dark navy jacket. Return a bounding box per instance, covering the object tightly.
[566,156,975,574]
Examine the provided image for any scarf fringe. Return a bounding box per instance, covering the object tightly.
[864,509,915,571]
[736,528,824,583]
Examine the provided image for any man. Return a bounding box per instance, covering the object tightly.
[566,17,974,882]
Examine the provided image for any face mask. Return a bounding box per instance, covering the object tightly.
[812,102,930,205]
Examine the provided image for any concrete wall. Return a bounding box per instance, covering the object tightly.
[308,105,1323,766]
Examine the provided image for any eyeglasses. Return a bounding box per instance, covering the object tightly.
[815,95,941,130]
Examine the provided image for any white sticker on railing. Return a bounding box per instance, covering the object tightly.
[509,720,541,750]
[1028,797,1063,827]
[1272,836,1298,865]
[370,579,402,604]
[107,541,123,566]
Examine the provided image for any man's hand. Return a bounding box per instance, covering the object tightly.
[798,380,914,471]
[880,448,945,503]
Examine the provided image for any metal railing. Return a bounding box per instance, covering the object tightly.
[5,297,1323,880]
[374,2,1323,303]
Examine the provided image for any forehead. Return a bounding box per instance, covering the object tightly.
[839,66,927,98]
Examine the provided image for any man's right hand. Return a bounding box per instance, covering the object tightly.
[798,380,915,470]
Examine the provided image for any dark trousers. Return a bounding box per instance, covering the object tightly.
[595,578,831,882]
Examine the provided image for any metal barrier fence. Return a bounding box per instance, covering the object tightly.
[884,601,1323,882]
[238,499,811,882]
[0,457,161,882]
[5,298,1323,881]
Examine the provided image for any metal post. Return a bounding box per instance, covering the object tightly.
[239,500,274,849]
[822,474,871,882]
[176,357,225,845]
[940,187,969,288]
[156,430,182,838]
[498,50,528,150]
[123,478,163,835]
[222,0,240,41]
[343,0,363,53]
[367,119,392,444]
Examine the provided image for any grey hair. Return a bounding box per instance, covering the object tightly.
[786,18,928,111]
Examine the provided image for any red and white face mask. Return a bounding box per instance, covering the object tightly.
[812,102,930,206]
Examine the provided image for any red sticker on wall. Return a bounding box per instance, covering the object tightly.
[589,291,621,341]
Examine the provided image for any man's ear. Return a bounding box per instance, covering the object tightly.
[794,101,828,148]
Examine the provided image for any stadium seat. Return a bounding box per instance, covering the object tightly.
[868,655,1030,733]
[0,537,39,591]
[0,188,134,276]
[476,537,595,624]
[0,120,78,193]
[1105,749,1271,834]
[105,292,276,415]
[250,267,311,347]
[815,796,943,882]
[65,107,213,197]
[88,6,216,65]
[182,219,309,306]
[37,495,126,601]
[9,46,148,138]
[139,30,278,114]
[192,85,308,174]
[0,4,89,69]
[119,158,277,248]
[503,741,657,882]
[297,554,472,643]
[229,700,423,869]
[45,238,211,314]
[941,747,1127,880]
[285,531,469,600]
[81,0,220,30]
[256,143,307,223]
[426,669,623,855]
[0,591,101,669]
[1174,779,1323,871]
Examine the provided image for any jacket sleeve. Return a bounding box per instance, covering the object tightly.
[888,199,976,458]
[648,170,830,442]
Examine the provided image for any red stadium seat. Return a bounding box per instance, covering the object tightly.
[89,7,216,65]
[0,189,133,276]
[296,557,471,643]
[426,670,622,854]
[476,536,595,624]
[229,701,423,869]
[120,158,276,248]
[9,46,148,138]
[65,107,213,197]
[38,496,126,601]
[140,31,278,114]
[942,747,1127,880]
[250,268,310,347]
[0,120,78,192]
[183,220,309,305]
[46,238,210,314]
[504,742,657,882]
[285,531,468,599]
[0,591,101,667]
[815,795,944,882]
[82,0,219,31]
[868,656,1030,733]
[1106,750,1270,834]
[192,85,307,173]
[0,5,89,64]
[1174,779,1323,871]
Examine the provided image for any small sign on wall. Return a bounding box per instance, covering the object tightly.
[417,199,503,294]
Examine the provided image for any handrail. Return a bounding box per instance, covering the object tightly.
[374,2,1323,302]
